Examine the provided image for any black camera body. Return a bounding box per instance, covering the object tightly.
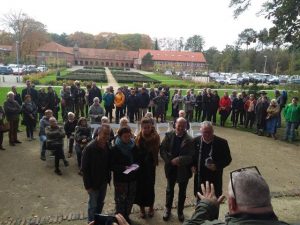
[94,214,118,225]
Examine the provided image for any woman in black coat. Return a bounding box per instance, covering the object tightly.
[134,118,160,218]
[111,126,139,224]
[22,95,38,140]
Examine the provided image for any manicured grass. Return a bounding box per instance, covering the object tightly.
[37,69,69,84]
[144,73,194,86]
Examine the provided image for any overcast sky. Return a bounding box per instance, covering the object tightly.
[0,0,272,50]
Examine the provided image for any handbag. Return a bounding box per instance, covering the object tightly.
[0,121,10,133]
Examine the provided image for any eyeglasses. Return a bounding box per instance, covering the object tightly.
[230,166,261,200]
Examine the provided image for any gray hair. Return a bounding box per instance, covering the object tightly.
[101,116,109,123]
[93,97,100,102]
[200,121,213,129]
[7,91,14,97]
[228,170,271,208]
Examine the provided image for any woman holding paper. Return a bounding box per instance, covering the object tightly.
[111,126,139,224]
[134,117,160,218]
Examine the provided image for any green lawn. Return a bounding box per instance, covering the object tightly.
[144,73,195,86]
[38,69,70,84]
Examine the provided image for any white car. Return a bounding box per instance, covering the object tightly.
[37,65,48,72]
[164,70,172,75]
[225,77,238,85]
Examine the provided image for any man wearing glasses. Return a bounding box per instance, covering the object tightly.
[192,121,232,205]
[183,167,289,225]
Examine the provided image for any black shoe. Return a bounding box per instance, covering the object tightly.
[40,155,46,161]
[163,208,171,221]
[64,160,69,167]
[0,146,6,150]
[178,213,185,222]
[15,140,22,144]
[9,142,15,146]
[54,169,62,175]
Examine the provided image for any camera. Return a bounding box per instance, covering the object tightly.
[94,214,118,225]
[205,157,214,166]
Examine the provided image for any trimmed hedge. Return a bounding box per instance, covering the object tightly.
[111,71,160,83]
[83,66,105,70]
[57,73,107,82]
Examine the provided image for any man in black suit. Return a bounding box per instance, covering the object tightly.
[192,121,232,203]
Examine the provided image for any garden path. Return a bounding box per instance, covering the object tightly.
[104,67,119,89]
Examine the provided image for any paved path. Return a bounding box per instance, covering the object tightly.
[104,67,119,90]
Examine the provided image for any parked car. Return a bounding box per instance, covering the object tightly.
[11,66,24,75]
[215,77,226,85]
[0,66,13,75]
[37,65,48,72]
[225,77,238,85]
[288,75,300,84]
[164,70,172,75]
[24,67,38,74]
[266,75,279,85]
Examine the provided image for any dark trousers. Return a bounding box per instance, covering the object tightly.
[25,123,34,138]
[128,110,135,123]
[105,106,113,123]
[8,119,19,144]
[201,107,209,121]
[115,107,124,124]
[166,178,189,214]
[88,185,108,223]
[195,108,202,122]
[0,132,3,147]
[75,103,85,118]
[68,137,74,153]
[114,181,136,222]
[232,110,243,127]
[148,106,155,115]
[220,110,229,126]
[211,109,217,124]
[185,110,193,122]
[245,111,255,129]
[75,144,83,167]
[54,147,66,169]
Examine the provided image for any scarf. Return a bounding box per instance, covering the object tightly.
[115,136,135,164]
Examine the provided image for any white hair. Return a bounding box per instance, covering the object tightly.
[200,121,213,129]
[228,170,271,208]
[101,116,109,123]
[93,97,100,102]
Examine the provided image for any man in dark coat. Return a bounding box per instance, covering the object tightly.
[126,89,139,123]
[21,80,38,104]
[88,82,102,106]
[192,121,232,208]
[81,124,111,223]
[160,117,194,222]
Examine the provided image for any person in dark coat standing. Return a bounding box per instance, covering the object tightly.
[21,80,38,105]
[210,90,220,125]
[126,89,139,123]
[255,95,269,136]
[37,87,48,120]
[160,117,194,222]
[11,86,22,106]
[138,87,150,120]
[21,95,38,140]
[0,106,6,150]
[64,112,78,158]
[88,82,102,106]
[81,124,111,223]
[192,121,232,207]
[46,86,60,120]
[4,91,22,146]
[134,117,160,218]
[111,126,140,224]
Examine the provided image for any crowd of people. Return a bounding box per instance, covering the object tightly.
[0,81,298,225]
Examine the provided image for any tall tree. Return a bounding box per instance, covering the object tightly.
[237,28,257,50]
[2,11,48,62]
[229,0,300,47]
[185,35,205,52]
[154,39,160,50]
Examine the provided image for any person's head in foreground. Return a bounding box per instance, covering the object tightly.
[175,117,187,137]
[184,166,288,225]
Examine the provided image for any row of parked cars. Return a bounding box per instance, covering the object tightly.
[0,64,48,75]
[210,72,300,85]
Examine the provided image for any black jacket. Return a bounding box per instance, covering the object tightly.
[111,144,139,183]
[64,120,78,138]
[193,135,232,196]
[160,131,194,182]
[138,92,150,108]
[21,87,38,104]
[81,140,111,190]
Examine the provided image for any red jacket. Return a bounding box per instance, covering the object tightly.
[219,96,231,112]
[244,99,257,112]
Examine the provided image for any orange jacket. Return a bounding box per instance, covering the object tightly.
[114,92,125,107]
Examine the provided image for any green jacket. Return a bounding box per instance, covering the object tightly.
[283,103,300,123]
[183,200,289,225]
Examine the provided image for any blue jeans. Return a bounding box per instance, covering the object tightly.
[88,184,108,223]
[284,121,297,141]
[39,135,47,157]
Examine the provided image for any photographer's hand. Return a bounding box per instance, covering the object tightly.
[197,181,225,206]
[113,213,129,225]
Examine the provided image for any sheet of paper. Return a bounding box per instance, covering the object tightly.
[123,164,139,174]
